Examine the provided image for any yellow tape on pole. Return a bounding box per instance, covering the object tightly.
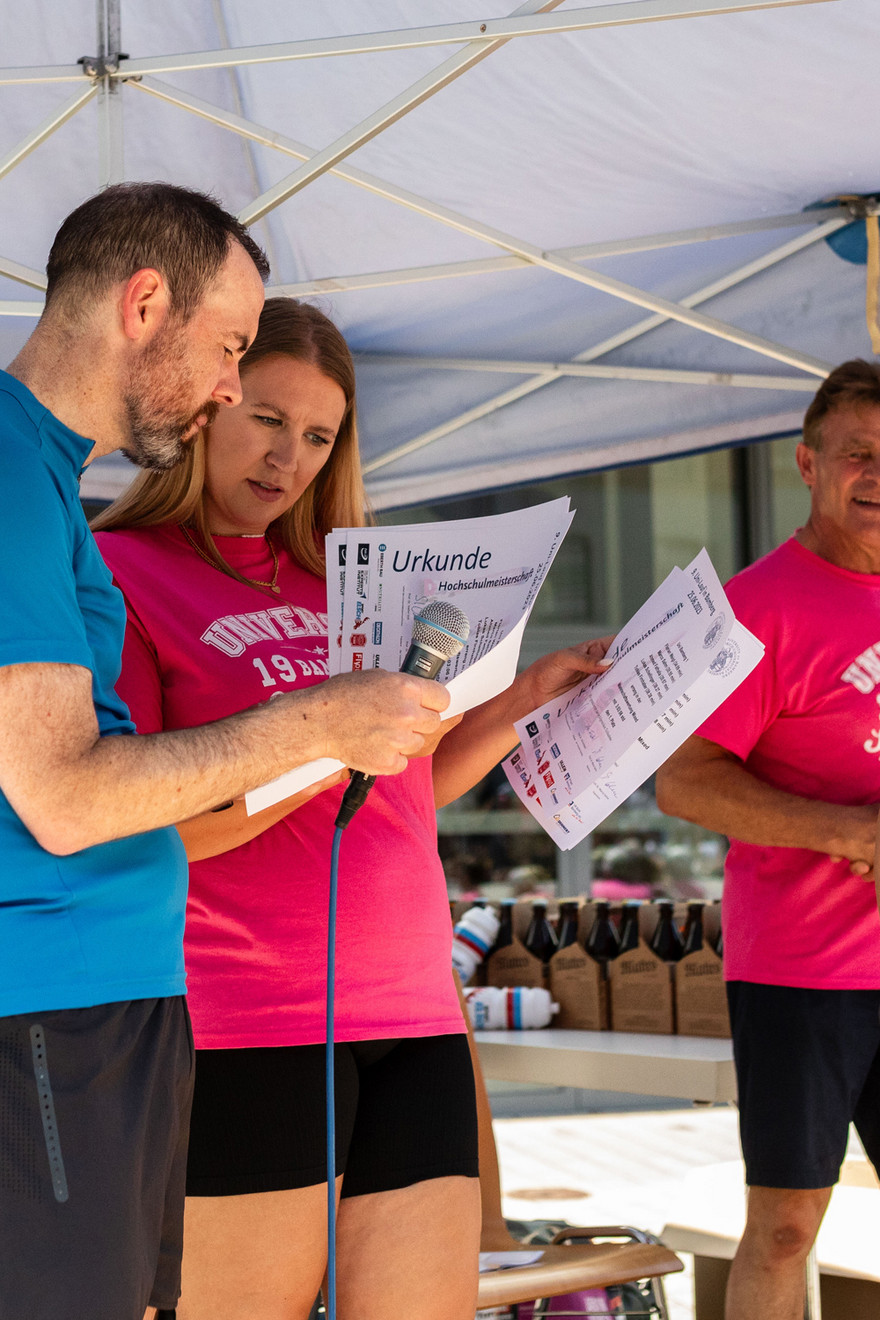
[865,214,880,354]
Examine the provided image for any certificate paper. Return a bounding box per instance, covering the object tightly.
[503,553,765,849]
[246,499,573,814]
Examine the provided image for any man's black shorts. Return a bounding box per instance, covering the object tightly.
[0,996,193,1320]
[727,981,880,1189]
[186,1032,479,1198]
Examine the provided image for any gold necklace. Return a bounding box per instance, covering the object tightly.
[180,525,281,594]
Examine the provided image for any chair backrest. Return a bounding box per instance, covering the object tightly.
[453,972,684,1310]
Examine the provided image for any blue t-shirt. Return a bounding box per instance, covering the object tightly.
[0,370,187,1015]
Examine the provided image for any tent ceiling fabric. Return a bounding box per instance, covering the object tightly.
[1,0,877,508]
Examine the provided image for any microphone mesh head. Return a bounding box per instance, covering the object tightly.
[412,600,470,660]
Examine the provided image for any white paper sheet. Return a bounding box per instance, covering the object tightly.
[245,500,572,815]
[512,549,733,799]
[504,618,764,849]
[478,1250,544,1272]
[331,498,573,680]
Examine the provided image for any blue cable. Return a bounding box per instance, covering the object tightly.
[325,825,343,1320]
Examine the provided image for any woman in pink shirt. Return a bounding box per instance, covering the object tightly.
[94,298,609,1320]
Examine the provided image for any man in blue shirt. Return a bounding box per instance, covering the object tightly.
[0,183,448,1320]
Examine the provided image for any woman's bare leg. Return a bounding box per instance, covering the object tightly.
[334,1175,481,1320]
[177,1180,341,1320]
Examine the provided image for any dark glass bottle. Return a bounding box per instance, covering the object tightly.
[556,901,581,950]
[585,901,621,965]
[617,900,642,954]
[650,900,684,962]
[681,902,705,956]
[491,898,516,956]
[710,899,723,957]
[524,899,558,967]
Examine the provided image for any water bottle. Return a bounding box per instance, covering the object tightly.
[451,904,500,984]
[463,985,559,1030]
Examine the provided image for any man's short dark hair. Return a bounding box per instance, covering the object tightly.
[803,359,880,450]
[44,182,269,321]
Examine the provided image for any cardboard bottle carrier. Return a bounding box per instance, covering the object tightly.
[457,896,729,1037]
[674,900,729,1039]
[608,901,675,1035]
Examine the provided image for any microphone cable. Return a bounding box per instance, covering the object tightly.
[325,824,343,1320]
[323,601,470,1320]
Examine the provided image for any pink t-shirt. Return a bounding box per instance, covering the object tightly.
[95,525,464,1048]
[698,537,880,989]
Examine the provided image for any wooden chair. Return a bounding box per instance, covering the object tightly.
[456,976,684,1316]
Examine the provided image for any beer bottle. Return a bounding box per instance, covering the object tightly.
[490,898,516,956]
[681,901,705,956]
[585,901,621,965]
[524,899,558,967]
[650,900,683,962]
[617,900,642,954]
[711,899,723,957]
[556,900,581,950]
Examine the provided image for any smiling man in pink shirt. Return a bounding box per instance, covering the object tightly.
[657,359,880,1320]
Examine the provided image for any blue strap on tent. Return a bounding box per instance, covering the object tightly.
[806,194,880,351]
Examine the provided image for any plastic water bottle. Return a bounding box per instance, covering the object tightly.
[452,905,500,984]
[463,985,559,1030]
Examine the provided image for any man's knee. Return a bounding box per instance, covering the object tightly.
[741,1186,831,1267]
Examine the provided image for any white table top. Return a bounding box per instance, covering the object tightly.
[661,1160,880,1282]
[475,1028,737,1103]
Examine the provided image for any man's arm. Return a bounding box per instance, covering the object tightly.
[656,735,877,872]
[0,662,447,856]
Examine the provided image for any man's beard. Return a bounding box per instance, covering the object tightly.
[121,396,218,470]
[121,324,218,471]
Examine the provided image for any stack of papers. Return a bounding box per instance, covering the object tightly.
[246,498,572,814]
[503,549,764,849]
[244,499,763,831]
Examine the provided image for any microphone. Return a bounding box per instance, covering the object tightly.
[334,600,470,830]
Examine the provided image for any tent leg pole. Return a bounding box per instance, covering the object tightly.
[96,0,124,186]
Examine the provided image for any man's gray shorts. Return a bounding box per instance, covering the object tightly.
[0,996,193,1320]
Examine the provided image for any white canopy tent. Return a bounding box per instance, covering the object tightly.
[1,0,877,510]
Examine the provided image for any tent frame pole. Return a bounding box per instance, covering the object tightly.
[237,0,567,228]
[129,74,836,377]
[95,0,124,186]
[353,358,821,391]
[73,0,837,80]
[362,218,845,475]
[0,85,97,184]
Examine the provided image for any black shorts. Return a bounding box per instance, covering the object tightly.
[727,981,880,1189]
[186,1033,479,1198]
[0,996,193,1320]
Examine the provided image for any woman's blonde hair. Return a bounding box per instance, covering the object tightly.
[91,298,369,579]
